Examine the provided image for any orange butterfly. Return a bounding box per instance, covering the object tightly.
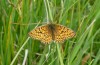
[29,24,75,44]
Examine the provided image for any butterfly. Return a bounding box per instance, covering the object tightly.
[28,23,75,44]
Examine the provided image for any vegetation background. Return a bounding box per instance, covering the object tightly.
[0,0,100,65]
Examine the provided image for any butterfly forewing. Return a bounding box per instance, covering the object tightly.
[28,25,52,44]
[53,24,75,43]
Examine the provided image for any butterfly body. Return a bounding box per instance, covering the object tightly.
[29,24,75,44]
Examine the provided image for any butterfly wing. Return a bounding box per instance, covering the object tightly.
[28,25,52,44]
[53,24,75,43]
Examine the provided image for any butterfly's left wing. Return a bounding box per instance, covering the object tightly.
[28,25,52,44]
[53,24,75,43]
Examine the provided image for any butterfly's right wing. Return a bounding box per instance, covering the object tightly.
[53,24,75,43]
[28,25,52,44]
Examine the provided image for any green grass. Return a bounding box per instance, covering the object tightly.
[0,0,100,65]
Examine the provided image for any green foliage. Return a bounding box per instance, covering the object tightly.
[0,0,100,65]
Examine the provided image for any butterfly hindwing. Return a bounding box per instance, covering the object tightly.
[53,24,75,43]
[28,25,52,44]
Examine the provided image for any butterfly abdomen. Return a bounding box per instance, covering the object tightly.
[48,24,56,40]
